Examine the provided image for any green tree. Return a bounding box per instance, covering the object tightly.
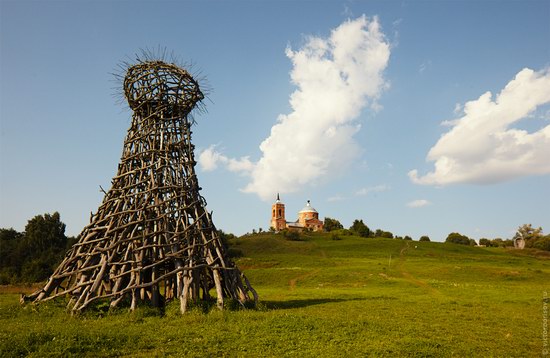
[0,228,23,267]
[533,235,550,251]
[374,229,393,238]
[17,212,69,283]
[66,235,78,250]
[0,228,23,241]
[404,236,413,241]
[0,228,24,284]
[324,217,343,232]
[445,232,470,245]
[491,238,505,247]
[21,259,53,283]
[350,219,371,238]
[218,229,237,251]
[1,213,71,283]
[514,224,544,248]
[419,236,430,242]
[22,212,67,253]
[479,238,491,247]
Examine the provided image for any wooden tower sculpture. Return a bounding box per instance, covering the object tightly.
[23,58,257,313]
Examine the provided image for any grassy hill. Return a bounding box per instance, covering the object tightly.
[1,233,548,357]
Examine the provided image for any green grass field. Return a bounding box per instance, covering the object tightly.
[1,233,548,357]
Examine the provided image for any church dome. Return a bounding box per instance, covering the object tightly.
[299,200,318,213]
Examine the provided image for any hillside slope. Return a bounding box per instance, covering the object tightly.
[232,233,547,355]
[1,232,547,357]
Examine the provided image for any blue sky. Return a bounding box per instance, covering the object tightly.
[1,0,549,242]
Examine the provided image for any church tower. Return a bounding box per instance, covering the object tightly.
[271,193,286,231]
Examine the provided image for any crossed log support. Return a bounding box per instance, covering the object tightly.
[22,59,258,313]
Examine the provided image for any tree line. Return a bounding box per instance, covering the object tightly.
[0,213,242,285]
[443,224,550,249]
[323,217,550,250]
[2,212,549,284]
[324,217,426,241]
[0,212,76,284]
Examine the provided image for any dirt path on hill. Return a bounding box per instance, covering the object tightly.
[397,242,443,297]
[289,269,321,290]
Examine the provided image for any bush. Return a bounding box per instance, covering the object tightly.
[491,238,505,247]
[419,236,430,242]
[21,258,53,283]
[282,230,302,241]
[479,238,491,247]
[0,267,16,285]
[404,236,413,241]
[332,229,352,236]
[445,232,470,245]
[350,220,371,238]
[532,236,550,251]
[324,217,343,232]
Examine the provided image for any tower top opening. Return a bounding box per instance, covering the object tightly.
[123,60,204,117]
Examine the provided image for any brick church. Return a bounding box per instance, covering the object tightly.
[270,194,324,232]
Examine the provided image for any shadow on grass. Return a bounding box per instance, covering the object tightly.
[262,296,396,310]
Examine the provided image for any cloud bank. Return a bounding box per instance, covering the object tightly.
[199,15,390,201]
[410,68,550,186]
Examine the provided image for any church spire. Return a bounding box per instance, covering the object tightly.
[271,193,286,231]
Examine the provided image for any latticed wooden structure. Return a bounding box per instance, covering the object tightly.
[23,59,257,313]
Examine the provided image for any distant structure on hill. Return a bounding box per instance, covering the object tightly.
[271,194,324,232]
[514,237,526,249]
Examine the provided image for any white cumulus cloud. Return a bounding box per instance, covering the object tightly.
[406,199,431,208]
[199,15,391,200]
[199,145,254,174]
[198,146,223,171]
[410,67,550,186]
